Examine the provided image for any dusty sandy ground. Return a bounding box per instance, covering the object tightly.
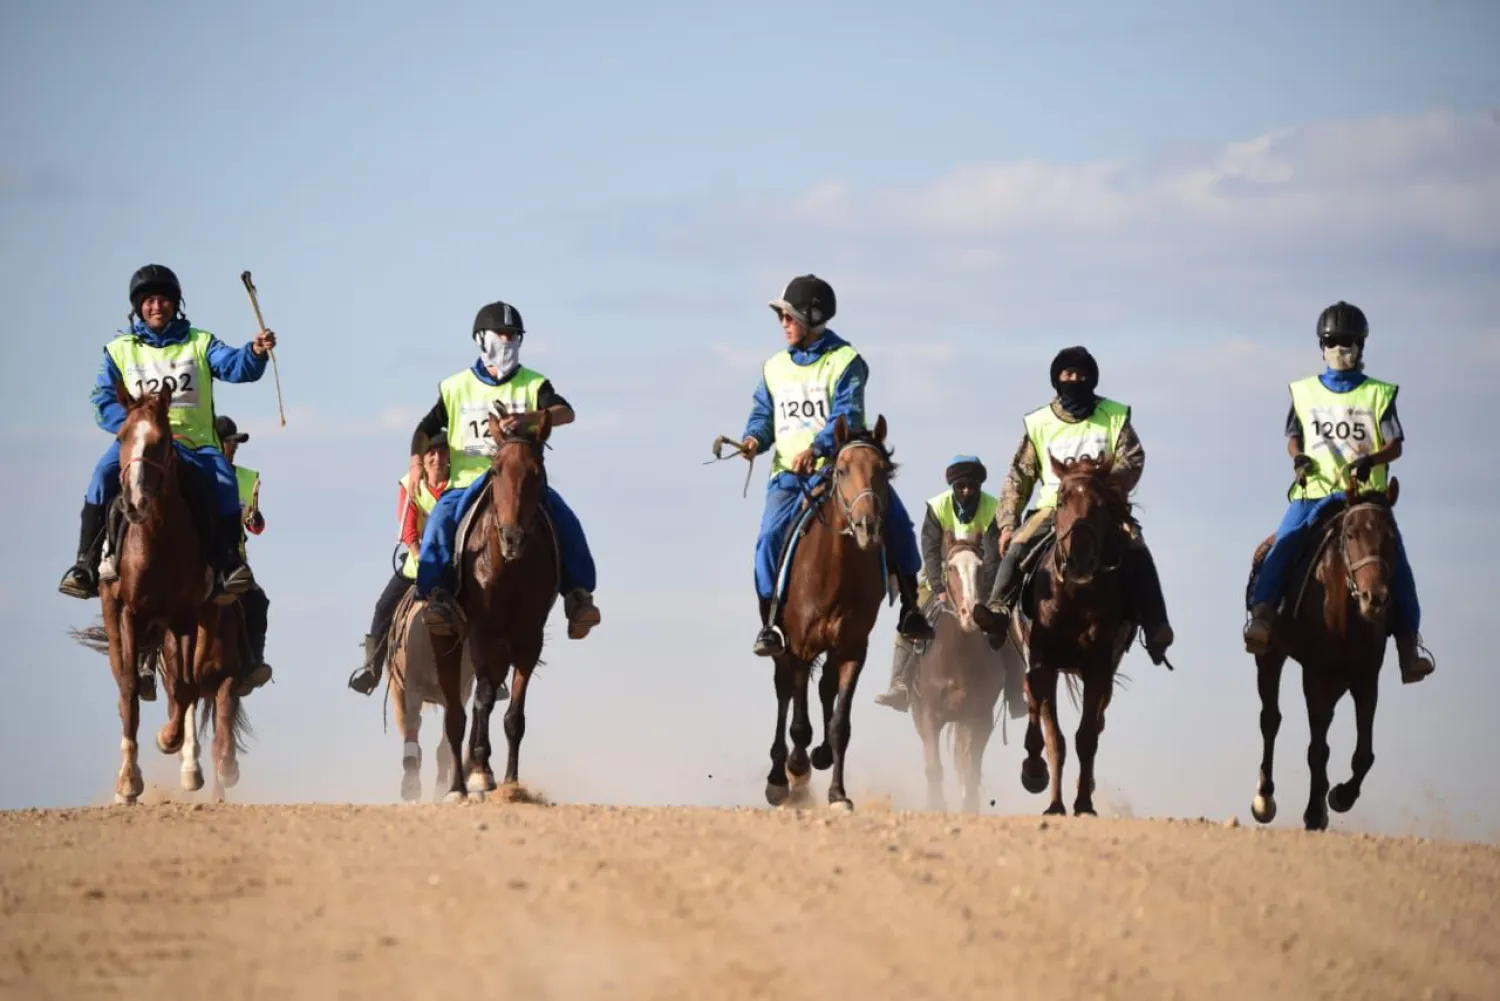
[1,794,1496,1001]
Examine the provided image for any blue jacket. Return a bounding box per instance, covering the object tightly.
[742,329,869,485]
[91,318,269,434]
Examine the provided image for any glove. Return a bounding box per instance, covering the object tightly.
[1292,454,1315,479]
[1350,455,1375,482]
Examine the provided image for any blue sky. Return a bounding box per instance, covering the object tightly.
[3,1,1498,838]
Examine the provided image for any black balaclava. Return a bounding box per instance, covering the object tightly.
[1050,346,1100,420]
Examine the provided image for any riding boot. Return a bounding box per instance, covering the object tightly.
[972,542,1025,636]
[422,588,465,637]
[212,512,255,605]
[564,588,602,640]
[58,502,107,599]
[1243,603,1277,655]
[874,640,916,712]
[895,573,935,642]
[348,634,384,695]
[1130,543,1175,666]
[236,586,273,697]
[1394,633,1435,685]
[753,596,785,658]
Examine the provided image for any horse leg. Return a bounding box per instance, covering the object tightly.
[1329,675,1378,814]
[765,657,793,806]
[1072,672,1107,816]
[914,705,945,812]
[155,626,193,756]
[466,648,502,797]
[178,701,203,792]
[786,660,814,801]
[1031,667,1067,816]
[501,663,533,786]
[1301,670,1342,831]
[825,645,868,812]
[1251,652,1286,823]
[432,632,468,803]
[1019,670,1049,796]
[811,662,837,771]
[210,677,241,802]
[104,594,144,805]
[393,668,422,804]
[958,717,994,815]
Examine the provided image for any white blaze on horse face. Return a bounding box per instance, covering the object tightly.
[948,549,982,633]
[122,418,151,510]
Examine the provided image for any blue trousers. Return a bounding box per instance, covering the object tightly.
[415,478,595,598]
[1250,495,1420,633]
[84,439,240,516]
[754,474,921,601]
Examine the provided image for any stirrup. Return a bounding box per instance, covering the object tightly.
[58,566,98,600]
[348,665,380,696]
[753,626,785,658]
[422,593,464,637]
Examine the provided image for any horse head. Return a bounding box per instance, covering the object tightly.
[830,414,893,552]
[485,405,551,563]
[943,535,984,633]
[1049,450,1131,587]
[1341,475,1400,624]
[114,380,176,525]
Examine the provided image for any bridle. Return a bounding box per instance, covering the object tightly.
[828,440,889,536]
[1337,501,1393,598]
[1051,478,1125,585]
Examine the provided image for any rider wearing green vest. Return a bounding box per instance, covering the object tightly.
[217,415,273,697]
[875,455,1001,712]
[349,431,455,695]
[1243,301,1434,683]
[972,347,1175,666]
[411,301,601,641]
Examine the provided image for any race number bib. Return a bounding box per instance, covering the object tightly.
[1046,430,1111,468]
[773,382,832,437]
[124,357,200,409]
[457,401,500,457]
[1306,405,1376,464]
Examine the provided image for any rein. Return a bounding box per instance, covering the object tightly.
[1335,501,1393,598]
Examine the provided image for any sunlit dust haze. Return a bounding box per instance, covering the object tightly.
[2,1,1498,843]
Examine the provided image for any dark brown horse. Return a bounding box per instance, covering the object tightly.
[93,385,248,803]
[766,415,894,812]
[1249,476,1402,831]
[430,410,558,802]
[910,537,1027,813]
[1012,452,1135,817]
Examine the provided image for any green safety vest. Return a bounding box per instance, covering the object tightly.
[233,465,260,559]
[762,345,860,476]
[1023,398,1130,511]
[439,367,548,488]
[1288,375,1396,500]
[397,472,443,580]
[927,490,1000,542]
[105,328,220,449]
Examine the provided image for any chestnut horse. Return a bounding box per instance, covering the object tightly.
[766,415,895,812]
[386,588,475,802]
[432,410,558,802]
[92,385,248,803]
[910,537,1027,813]
[1248,476,1403,831]
[1012,453,1136,817]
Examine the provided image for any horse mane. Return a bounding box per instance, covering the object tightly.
[1057,458,1132,524]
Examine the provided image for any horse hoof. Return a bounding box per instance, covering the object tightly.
[811,745,833,771]
[828,799,854,815]
[1251,794,1278,824]
[788,768,811,790]
[157,732,184,755]
[113,793,138,806]
[1305,806,1329,832]
[401,773,422,803]
[1020,761,1049,795]
[443,790,467,805]
[220,762,240,789]
[765,782,790,807]
[1043,802,1068,817]
[1328,785,1356,814]
[1073,803,1097,817]
[180,767,204,792]
[467,771,497,795]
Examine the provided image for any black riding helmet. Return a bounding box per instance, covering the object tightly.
[1317,301,1368,343]
[129,264,183,314]
[473,301,525,338]
[769,274,837,329]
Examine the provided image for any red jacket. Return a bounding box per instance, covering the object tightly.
[398,478,447,547]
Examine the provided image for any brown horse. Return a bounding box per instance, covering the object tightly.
[1012,452,1135,817]
[95,385,248,803]
[387,589,475,802]
[910,537,1027,813]
[1249,477,1402,831]
[431,410,558,802]
[766,415,895,812]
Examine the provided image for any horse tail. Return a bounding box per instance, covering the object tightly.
[69,623,110,655]
[197,693,254,754]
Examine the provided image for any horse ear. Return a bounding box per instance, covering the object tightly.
[873,414,887,444]
[834,414,849,445]
[114,377,134,409]
[1387,477,1399,507]
[535,408,553,445]
[487,413,503,445]
[1048,451,1068,482]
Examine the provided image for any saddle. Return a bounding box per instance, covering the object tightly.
[450,469,560,602]
[1246,501,1347,621]
[1010,526,1058,624]
[766,474,892,627]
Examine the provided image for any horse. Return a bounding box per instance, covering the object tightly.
[910,536,1027,813]
[90,384,250,803]
[765,414,896,812]
[1011,452,1136,817]
[1248,475,1402,831]
[431,409,559,802]
[386,588,475,802]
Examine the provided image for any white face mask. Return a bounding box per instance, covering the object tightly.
[476,330,521,379]
[1323,345,1362,372]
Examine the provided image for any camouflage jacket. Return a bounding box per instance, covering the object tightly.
[996,398,1145,529]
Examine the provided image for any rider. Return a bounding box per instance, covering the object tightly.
[347,431,458,695]
[412,300,602,640]
[874,454,1001,711]
[972,347,1175,665]
[217,415,274,696]
[59,264,275,604]
[739,273,934,657]
[1242,301,1435,684]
